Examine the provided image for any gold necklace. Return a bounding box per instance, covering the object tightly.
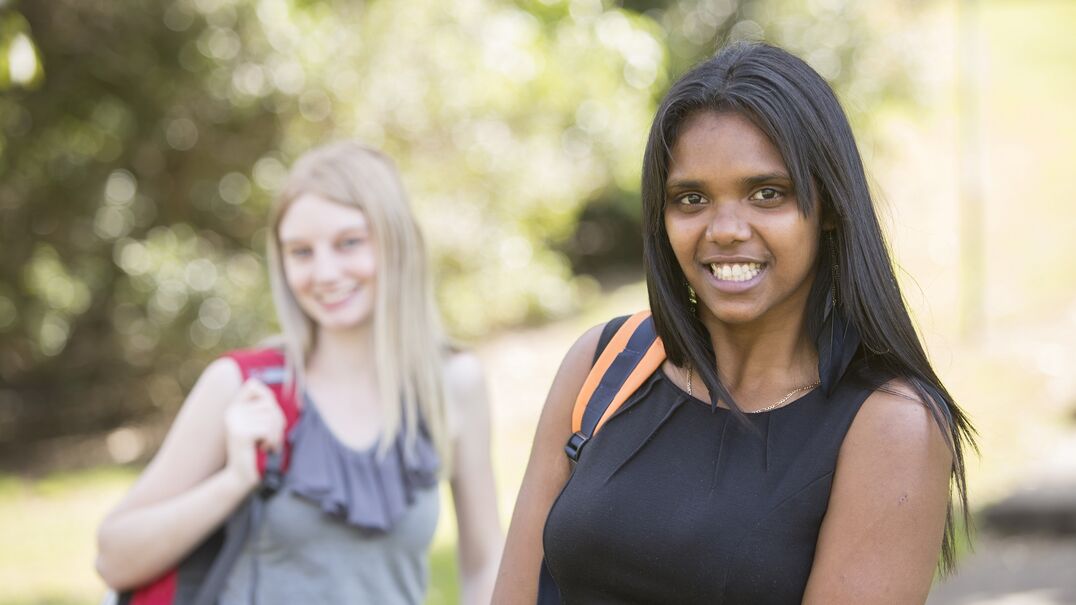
[685,367,820,414]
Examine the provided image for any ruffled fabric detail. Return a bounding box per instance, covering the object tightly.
[285,394,439,533]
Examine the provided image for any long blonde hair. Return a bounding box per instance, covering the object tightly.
[266,141,449,469]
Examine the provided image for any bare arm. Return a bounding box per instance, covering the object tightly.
[95,359,285,590]
[492,324,602,604]
[802,380,953,605]
[444,352,503,605]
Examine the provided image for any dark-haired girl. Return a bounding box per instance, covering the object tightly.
[494,42,973,604]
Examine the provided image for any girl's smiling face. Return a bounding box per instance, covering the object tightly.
[278,193,378,332]
[664,110,822,330]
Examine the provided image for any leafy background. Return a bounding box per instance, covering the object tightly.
[0,0,911,466]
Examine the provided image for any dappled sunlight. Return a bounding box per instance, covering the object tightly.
[1,0,1074,603]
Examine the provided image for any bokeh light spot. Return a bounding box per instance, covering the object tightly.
[165,118,199,150]
[0,296,16,330]
[185,258,219,292]
[219,172,252,205]
[105,170,137,205]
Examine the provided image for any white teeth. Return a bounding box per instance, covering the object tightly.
[318,288,357,304]
[709,262,762,282]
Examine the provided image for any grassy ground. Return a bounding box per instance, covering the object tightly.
[0,464,462,605]
[0,467,137,605]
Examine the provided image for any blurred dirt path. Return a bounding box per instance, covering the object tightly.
[928,535,1076,605]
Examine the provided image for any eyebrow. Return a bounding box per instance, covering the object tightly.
[279,226,369,246]
[740,172,793,188]
[665,178,707,192]
[665,172,793,192]
[279,238,310,247]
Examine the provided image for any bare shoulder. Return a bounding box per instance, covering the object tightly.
[444,349,485,390]
[196,356,245,394]
[443,350,488,419]
[153,355,245,450]
[831,376,954,523]
[105,355,245,514]
[847,378,953,464]
[543,321,606,412]
[803,378,954,603]
[566,322,605,366]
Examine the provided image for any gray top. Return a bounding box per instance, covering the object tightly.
[220,397,441,604]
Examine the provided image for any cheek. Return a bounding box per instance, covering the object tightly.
[663,215,696,266]
[768,212,819,259]
[787,236,821,283]
[282,260,311,293]
[355,249,378,279]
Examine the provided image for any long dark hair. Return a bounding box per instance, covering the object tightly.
[641,42,974,573]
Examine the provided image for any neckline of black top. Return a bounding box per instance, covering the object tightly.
[655,366,821,415]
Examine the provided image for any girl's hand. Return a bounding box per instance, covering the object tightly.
[222,378,285,492]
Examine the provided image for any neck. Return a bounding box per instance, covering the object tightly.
[307,322,377,380]
[700,309,818,394]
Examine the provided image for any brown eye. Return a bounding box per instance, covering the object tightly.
[678,193,705,206]
[749,187,784,205]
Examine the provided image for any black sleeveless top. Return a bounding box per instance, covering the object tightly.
[542,319,882,604]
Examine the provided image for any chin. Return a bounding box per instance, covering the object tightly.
[308,305,375,332]
[317,316,372,332]
[701,303,765,326]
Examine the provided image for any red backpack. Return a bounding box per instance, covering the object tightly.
[117,348,301,605]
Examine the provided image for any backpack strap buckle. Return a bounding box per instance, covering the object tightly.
[260,450,285,497]
[564,432,589,462]
[564,311,666,462]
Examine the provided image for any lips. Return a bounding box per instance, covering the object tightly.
[315,286,360,306]
[698,259,767,294]
[709,262,764,282]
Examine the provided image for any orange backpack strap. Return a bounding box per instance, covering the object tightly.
[564,310,666,461]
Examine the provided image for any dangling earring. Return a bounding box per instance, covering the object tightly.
[686,283,697,314]
[827,230,839,308]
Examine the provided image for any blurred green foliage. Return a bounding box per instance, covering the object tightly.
[0,0,916,461]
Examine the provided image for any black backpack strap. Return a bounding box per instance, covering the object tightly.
[592,315,630,366]
[191,455,283,605]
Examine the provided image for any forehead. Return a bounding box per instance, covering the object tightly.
[278,193,369,239]
[667,111,788,181]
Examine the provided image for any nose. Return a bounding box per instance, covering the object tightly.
[704,202,751,246]
[311,247,343,283]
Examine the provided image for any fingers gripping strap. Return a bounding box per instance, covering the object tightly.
[566,311,665,460]
[223,349,299,481]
